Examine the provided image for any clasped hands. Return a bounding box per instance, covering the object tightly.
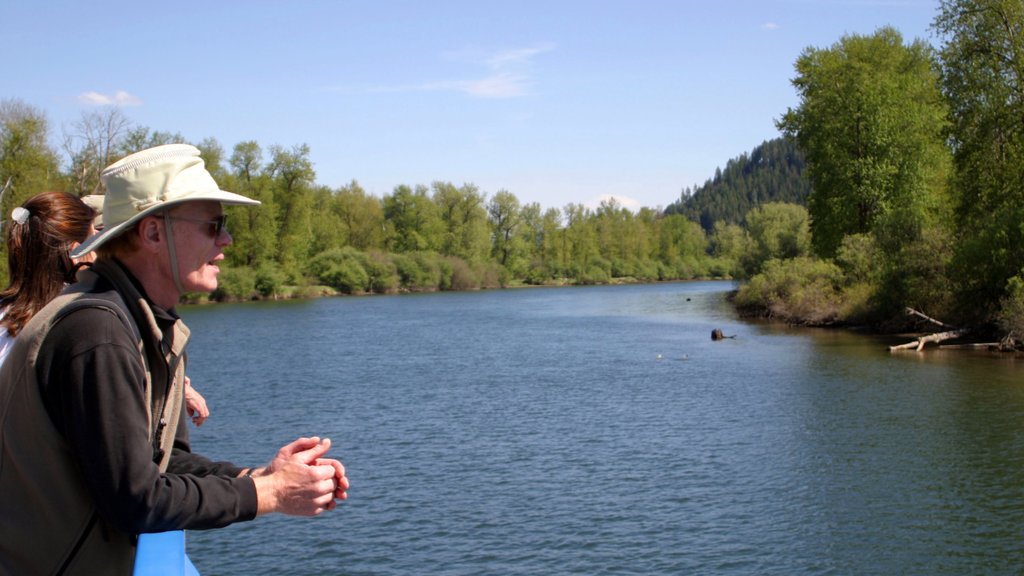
[249,437,349,517]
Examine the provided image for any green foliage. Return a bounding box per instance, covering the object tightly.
[777,27,951,258]
[735,257,845,324]
[212,266,257,301]
[433,181,490,263]
[876,225,956,321]
[741,202,811,275]
[834,233,880,286]
[363,251,399,294]
[665,138,811,231]
[936,0,1024,320]
[383,184,443,253]
[308,247,369,293]
[254,263,287,298]
[0,100,61,211]
[392,251,445,291]
[997,274,1024,337]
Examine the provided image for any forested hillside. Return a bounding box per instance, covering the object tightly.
[664,137,810,232]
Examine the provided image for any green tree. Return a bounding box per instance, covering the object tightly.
[487,189,525,273]
[335,180,385,251]
[742,202,812,275]
[432,181,489,262]
[0,100,60,212]
[226,141,277,267]
[778,27,952,258]
[709,221,748,277]
[267,144,315,276]
[657,214,709,278]
[383,184,443,253]
[935,0,1024,319]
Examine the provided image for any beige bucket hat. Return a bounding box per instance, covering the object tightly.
[81,194,105,228]
[71,144,259,259]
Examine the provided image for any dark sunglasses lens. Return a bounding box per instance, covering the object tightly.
[213,215,228,236]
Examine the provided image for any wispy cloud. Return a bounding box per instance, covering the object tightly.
[328,43,555,99]
[77,90,143,106]
[762,22,781,30]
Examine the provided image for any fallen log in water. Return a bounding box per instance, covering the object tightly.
[889,328,972,352]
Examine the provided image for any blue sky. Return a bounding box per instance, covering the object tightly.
[5,0,940,212]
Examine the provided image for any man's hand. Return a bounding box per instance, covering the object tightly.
[251,437,349,516]
[183,376,210,426]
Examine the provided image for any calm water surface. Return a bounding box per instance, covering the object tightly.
[180,281,1024,575]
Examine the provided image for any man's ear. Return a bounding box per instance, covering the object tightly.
[138,217,164,251]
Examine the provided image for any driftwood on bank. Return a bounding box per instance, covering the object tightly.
[889,328,971,352]
[888,307,972,352]
[902,307,955,329]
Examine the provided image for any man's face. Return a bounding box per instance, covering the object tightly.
[167,201,231,294]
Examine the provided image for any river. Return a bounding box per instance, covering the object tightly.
[180,281,1024,575]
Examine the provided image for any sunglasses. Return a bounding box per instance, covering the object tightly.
[167,214,229,238]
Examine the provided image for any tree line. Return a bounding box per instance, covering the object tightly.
[734,0,1024,342]
[2,0,1020,339]
[1,103,784,298]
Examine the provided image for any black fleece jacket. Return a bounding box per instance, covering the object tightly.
[33,261,257,533]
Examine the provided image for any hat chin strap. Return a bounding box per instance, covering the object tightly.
[162,212,187,297]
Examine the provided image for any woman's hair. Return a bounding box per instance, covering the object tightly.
[0,191,96,337]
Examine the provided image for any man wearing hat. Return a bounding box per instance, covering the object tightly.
[0,144,348,575]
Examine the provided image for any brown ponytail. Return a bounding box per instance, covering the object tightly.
[0,192,96,337]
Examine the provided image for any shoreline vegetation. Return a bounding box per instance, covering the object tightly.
[4,2,1024,357]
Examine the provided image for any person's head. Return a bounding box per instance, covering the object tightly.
[0,191,97,337]
[71,144,259,308]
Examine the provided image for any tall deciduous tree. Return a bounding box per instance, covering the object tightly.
[487,189,524,270]
[742,202,811,275]
[432,181,489,262]
[935,0,1024,318]
[777,27,951,258]
[227,141,278,267]
[62,107,134,195]
[383,184,442,253]
[267,144,315,274]
[0,99,60,211]
[335,180,385,251]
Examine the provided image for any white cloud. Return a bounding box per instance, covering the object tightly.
[485,43,556,70]
[77,90,143,107]
[328,43,554,100]
[762,22,780,30]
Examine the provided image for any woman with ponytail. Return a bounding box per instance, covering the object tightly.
[0,191,96,364]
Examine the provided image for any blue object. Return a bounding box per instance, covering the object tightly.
[133,531,200,576]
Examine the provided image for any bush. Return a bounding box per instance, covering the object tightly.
[447,257,478,291]
[835,234,880,286]
[364,251,399,294]
[212,266,256,301]
[308,247,370,293]
[735,257,844,324]
[997,274,1024,337]
[476,261,504,289]
[254,263,286,298]
[328,261,369,293]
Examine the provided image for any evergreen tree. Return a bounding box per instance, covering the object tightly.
[665,138,810,232]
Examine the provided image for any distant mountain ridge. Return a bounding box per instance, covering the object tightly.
[665,137,810,231]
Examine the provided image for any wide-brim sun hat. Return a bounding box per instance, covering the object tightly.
[81,194,105,228]
[71,143,260,259]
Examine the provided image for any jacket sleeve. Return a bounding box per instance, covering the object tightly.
[37,307,258,533]
[168,407,246,478]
